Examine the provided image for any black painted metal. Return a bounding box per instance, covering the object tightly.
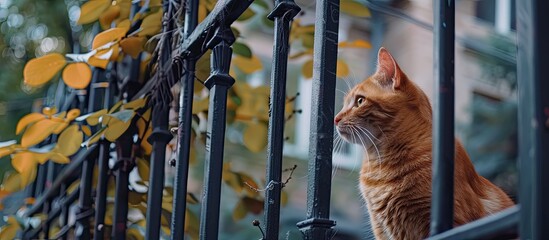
[111,139,132,240]
[428,206,519,240]
[296,0,339,239]
[263,1,300,239]
[145,0,175,238]
[179,0,254,59]
[74,156,96,240]
[93,140,110,240]
[516,0,549,238]
[430,0,455,236]
[171,0,198,239]
[25,146,97,217]
[145,105,172,239]
[198,27,235,240]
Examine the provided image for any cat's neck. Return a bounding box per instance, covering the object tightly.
[363,118,432,166]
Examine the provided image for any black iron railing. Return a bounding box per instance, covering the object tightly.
[18,0,548,239]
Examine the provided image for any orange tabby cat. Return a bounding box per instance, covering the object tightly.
[334,48,514,239]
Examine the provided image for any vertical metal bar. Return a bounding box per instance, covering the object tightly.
[111,145,131,240]
[145,0,174,238]
[430,0,455,236]
[263,1,300,239]
[516,0,549,238]
[93,140,110,240]
[198,27,235,240]
[74,157,96,240]
[145,106,171,239]
[171,0,198,239]
[59,184,69,240]
[296,0,339,238]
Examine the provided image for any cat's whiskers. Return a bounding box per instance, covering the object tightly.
[350,125,374,173]
[354,125,382,163]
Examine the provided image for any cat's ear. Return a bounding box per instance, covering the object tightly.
[375,47,403,90]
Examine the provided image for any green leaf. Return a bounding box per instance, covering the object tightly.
[232,42,252,58]
[109,109,135,123]
[237,7,256,21]
[340,0,371,18]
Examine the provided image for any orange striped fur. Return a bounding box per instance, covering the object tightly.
[334,48,514,239]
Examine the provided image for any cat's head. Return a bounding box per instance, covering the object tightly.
[334,47,431,147]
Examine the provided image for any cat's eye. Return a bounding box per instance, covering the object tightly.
[355,96,365,107]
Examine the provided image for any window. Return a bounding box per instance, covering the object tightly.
[475,0,516,33]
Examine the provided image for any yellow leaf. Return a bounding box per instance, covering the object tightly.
[185,209,199,239]
[24,197,35,205]
[281,189,288,206]
[138,10,162,36]
[120,37,146,58]
[233,198,247,221]
[11,152,38,187]
[127,228,144,240]
[0,216,20,240]
[84,109,108,125]
[21,119,61,147]
[243,122,268,152]
[243,196,264,214]
[192,97,209,114]
[124,97,147,110]
[99,5,121,30]
[42,106,58,116]
[81,125,92,136]
[186,193,199,205]
[104,118,132,142]
[341,0,371,18]
[116,0,132,21]
[55,125,83,156]
[232,55,263,74]
[49,152,70,164]
[117,19,131,30]
[336,59,350,78]
[195,51,211,85]
[240,173,259,197]
[339,39,372,49]
[67,179,80,194]
[92,27,127,50]
[136,158,149,182]
[88,55,110,69]
[78,0,112,24]
[162,201,173,213]
[301,59,313,79]
[52,121,69,135]
[62,63,92,89]
[83,128,105,147]
[16,113,45,135]
[2,172,23,192]
[0,148,13,158]
[67,109,81,121]
[23,53,67,87]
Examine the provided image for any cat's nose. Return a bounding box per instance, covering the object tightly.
[334,116,342,125]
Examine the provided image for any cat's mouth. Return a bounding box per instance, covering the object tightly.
[336,124,380,147]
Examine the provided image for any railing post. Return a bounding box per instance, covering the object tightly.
[198,26,235,240]
[263,1,300,239]
[144,0,175,239]
[93,69,114,240]
[430,0,455,236]
[516,0,549,238]
[93,140,110,240]
[171,0,198,239]
[296,0,338,238]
